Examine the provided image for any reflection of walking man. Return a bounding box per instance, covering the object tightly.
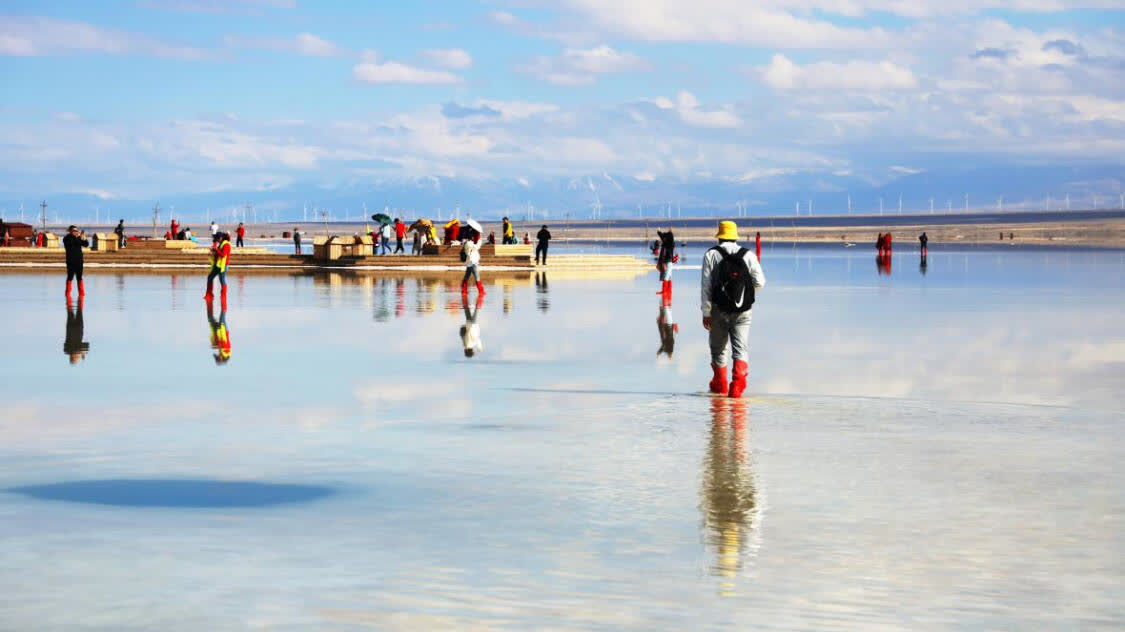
[206,299,232,365]
[460,293,485,358]
[657,297,678,357]
[701,398,756,596]
[702,221,766,398]
[63,298,90,364]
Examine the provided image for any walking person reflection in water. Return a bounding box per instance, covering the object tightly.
[206,299,232,365]
[657,277,678,357]
[460,292,484,358]
[701,397,757,596]
[535,271,549,313]
[63,297,90,364]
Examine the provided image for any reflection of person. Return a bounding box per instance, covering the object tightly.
[877,252,892,275]
[701,221,766,398]
[535,271,549,313]
[204,232,232,300]
[460,230,486,297]
[535,225,551,265]
[206,299,232,365]
[62,225,89,299]
[63,298,90,364]
[657,293,678,357]
[701,398,756,596]
[459,292,485,357]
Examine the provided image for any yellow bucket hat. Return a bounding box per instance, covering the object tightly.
[715,220,740,241]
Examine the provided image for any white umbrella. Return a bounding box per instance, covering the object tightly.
[465,219,483,234]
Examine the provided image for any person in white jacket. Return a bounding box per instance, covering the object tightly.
[460,229,486,297]
[701,221,766,398]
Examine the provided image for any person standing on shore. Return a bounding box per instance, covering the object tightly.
[394,218,406,254]
[502,217,514,244]
[114,219,126,248]
[701,221,766,398]
[380,222,394,255]
[204,232,231,301]
[63,225,89,299]
[535,224,551,265]
[210,221,219,244]
[170,218,179,241]
[236,222,246,248]
[919,232,928,257]
[293,227,302,254]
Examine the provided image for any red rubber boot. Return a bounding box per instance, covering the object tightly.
[475,281,486,296]
[203,279,214,300]
[460,280,469,297]
[708,365,728,395]
[728,360,749,398]
[77,280,86,297]
[663,280,672,301]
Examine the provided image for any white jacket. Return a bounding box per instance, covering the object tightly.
[462,239,481,266]
[700,241,766,317]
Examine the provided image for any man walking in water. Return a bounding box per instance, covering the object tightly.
[919,232,928,257]
[460,224,486,297]
[535,224,551,265]
[63,225,89,299]
[701,221,766,398]
[204,231,232,301]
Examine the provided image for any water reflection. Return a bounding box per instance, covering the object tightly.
[657,291,677,357]
[701,397,756,596]
[876,252,892,275]
[920,254,928,275]
[460,293,484,357]
[206,299,232,365]
[535,271,550,312]
[63,297,89,364]
[10,479,333,507]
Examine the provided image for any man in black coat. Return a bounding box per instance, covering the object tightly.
[535,225,551,265]
[62,225,89,298]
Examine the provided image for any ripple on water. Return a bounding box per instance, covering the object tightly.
[8,478,334,508]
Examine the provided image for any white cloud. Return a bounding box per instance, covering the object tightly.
[422,48,473,69]
[0,15,214,59]
[757,54,918,91]
[652,91,741,128]
[519,45,647,86]
[353,53,463,85]
[226,32,345,57]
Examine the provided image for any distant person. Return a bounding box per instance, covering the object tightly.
[204,231,232,301]
[523,232,531,245]
[0,219,8,247]
[502,217,515,244]
[460,228,486,297]
[535,224,552,265]
[487,230,496,245]
[999,231,1004,241]
[293,227,302,254]
[755,231,761,259]
[656,228,677,297]
[183,227,196,243]
[210,221,219,243]
[394,218,406,254]
[701,221,766,398]
[459,293,485,358]
[876,232,885,256]
[170,219,180,240]
[114,219,125,248]
[164,229,173,240]
[884,232,893,252]
[236,222,246,248]
[412,226,423,255]
[63,297,90,364]
[919,232,928,257]
[62,225,89,299]
[380,222,394,255]
[1009,232,1014,240]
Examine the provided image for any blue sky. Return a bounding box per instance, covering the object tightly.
[1,0,1123,201]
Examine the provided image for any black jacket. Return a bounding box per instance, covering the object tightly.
[62,233,88,264]
[536,228,551,244]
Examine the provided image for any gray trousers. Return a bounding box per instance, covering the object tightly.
[708,309,752,367]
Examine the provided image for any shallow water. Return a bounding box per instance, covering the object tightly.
[1,245,1123,630]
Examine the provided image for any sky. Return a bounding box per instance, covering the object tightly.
[1,0,1123,206]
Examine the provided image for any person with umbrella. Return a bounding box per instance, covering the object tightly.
[460,219,486,298]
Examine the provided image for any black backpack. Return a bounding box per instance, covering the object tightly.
[710,246,754,313]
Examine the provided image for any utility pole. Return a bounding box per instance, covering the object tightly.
[929,197,934,214]
[879,197,883,215]
[1065,193,1070,210]
[964,194,969,213]
[40,200,47,231]
[152,202,161,238]
[898,195,902,214]
[847,194,851,214]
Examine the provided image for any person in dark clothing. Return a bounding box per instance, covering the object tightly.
[656,229,677,297]
[114,219,125,248]
[63,298,90,364]
[62,225,89,298]
[394,218,407,254]
[535,225,551,265]
[293,228,302,254]
[236,223,246,248]
[919,232,928,257]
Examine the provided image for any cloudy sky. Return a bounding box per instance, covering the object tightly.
[1,0,1123,201]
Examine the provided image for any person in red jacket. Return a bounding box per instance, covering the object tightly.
[170,219,180,240]
[236,222,246,248]
[884,232,892,252]
[393,218,406,254]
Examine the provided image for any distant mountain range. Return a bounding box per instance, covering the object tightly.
[1,163,1121,226]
